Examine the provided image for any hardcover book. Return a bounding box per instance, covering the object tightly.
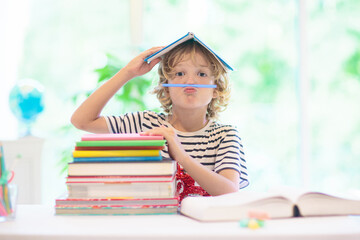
[66,175,175,183]
[76,140,166,147]
[72,150,161,158]
[67,179,176,198]
[55,205,178,215]
[81,133,164,141]
[56,196,179,206]
[67,159,177,176]
[144,32,233,71]
[180,190,360,221]
[74,146,164,151]
[72,156,163,162]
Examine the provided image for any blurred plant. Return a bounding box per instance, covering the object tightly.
[72,53,152,112]
[344,29,360,81]
[58,53,156,175]
[235,49,290,103]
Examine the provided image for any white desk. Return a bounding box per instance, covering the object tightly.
[0,205,360,240]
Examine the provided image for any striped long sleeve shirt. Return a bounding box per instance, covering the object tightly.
[104,110,249,189]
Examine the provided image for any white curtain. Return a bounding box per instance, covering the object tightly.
[0,0,30,139]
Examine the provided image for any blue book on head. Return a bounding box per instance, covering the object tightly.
[144,32,233,71]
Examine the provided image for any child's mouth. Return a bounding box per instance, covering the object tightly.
[184,87,197,94]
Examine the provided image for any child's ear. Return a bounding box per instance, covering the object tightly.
[213,89,219,99]
[165,80,170,93]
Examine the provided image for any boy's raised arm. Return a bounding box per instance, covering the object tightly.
[70,47,163,133]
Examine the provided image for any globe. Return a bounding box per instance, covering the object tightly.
[9,79,45,134]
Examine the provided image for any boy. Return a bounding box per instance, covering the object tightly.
[71,38,249,201]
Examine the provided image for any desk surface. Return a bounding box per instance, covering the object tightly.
[0,205,360,240]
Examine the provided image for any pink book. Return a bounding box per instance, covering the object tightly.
[81,133,164,141]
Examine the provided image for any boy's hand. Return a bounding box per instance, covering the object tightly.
[141,126,188,163]
[123,46,164,79]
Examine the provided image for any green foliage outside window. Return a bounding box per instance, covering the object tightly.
[14,0,360,197]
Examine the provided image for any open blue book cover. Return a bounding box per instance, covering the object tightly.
[144,32,233,71]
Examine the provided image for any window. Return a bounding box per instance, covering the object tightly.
[1,0,359,204]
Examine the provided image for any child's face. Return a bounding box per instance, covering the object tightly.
[167,52,217,113]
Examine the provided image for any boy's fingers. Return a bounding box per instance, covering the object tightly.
[140,128,163,136]
[143,46,165,57]
[148,58,161,68]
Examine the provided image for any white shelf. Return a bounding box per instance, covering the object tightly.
[2,136,44,204]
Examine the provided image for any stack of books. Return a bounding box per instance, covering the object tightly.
[55,133,178,215]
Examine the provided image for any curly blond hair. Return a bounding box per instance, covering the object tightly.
[152,40,230,120]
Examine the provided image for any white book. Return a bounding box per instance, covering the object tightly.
[67,159,176,176]
[67,180,176,199]
[66,175,174,183]
[180,190,360,222]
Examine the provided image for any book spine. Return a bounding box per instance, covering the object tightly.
[72,150,161,158]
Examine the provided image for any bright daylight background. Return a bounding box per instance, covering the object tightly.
[0,0,360,204]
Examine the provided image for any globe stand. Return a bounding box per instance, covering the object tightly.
[18,121,34,137]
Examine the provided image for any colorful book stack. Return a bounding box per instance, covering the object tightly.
[55,133,178,215]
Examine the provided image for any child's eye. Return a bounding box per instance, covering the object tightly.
[175,72,184,77]
[198,72,207,77]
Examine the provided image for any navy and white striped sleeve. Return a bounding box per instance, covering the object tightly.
[104,112,143,134]
[214,127,249,189]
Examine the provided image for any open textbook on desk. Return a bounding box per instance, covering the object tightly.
[180,189,360,222]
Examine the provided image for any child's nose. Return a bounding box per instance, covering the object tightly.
[185,74,196,84]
